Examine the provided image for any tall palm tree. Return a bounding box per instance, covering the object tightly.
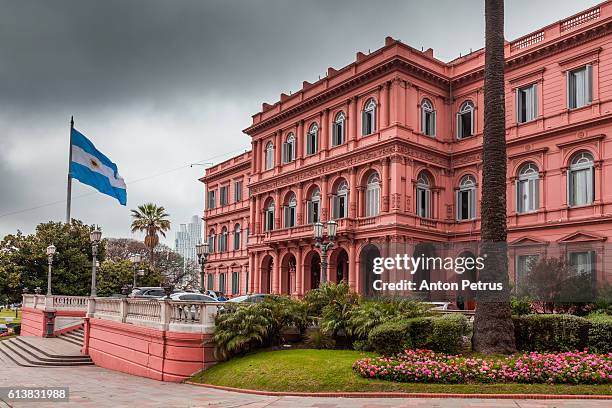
[472,0,516,354]
[130,203,171,265]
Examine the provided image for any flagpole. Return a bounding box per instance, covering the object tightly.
[66,116,74,224]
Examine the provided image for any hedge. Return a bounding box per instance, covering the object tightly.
[367,314,469,356]
[513,314,590,352]
[586,313,612,354]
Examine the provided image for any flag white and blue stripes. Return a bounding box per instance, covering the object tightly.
[70,129,127,205]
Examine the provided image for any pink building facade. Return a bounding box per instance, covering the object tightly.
[201,3,612,303]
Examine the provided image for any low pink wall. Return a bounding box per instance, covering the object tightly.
[20,307,45,337]
[84,318,216,382]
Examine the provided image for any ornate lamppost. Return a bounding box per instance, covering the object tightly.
[196,242,209,292]
[46,244,56,295]
[313,220,337,286]
[129,253,143,288]
[89,228,102,297]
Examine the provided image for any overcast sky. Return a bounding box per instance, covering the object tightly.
[0,0,601,245]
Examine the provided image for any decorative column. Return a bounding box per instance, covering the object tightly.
[321,109,329,157]
[254,195,261,234]
[381,81,390,128]
[274,189,281,229]
[296,183,304,225]
[357,187,364,217]
[349,168,357,219]
[390,77,400,125]
[321,176,329,222]
[275,131,282,171]
[252,140,259,174]
[389,155,401,212]
[254,252,261,293]
[349,96,358,148]
[295,246,303,296]
[296,120,303,164]
[272,254,280,294]
[382,158,390,212]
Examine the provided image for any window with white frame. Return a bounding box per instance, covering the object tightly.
[219,272,226,293]
[457,101,474,139]
[569,251,596,281]
[416,172,432,218]
[220,185,229,206]
[516,162,539,213]
[206,273,213,290]
[517,84,538,123]
[265,201,275,231]
[515,254,538,287]
[332,180,348,219]
[362,99,376,135]
[219,227,228,252]
[234,181,242,202]
[307,188,321,224]
[282,133,296,163]
[284,193,297,228]
[306,123,319,155]
[233,223,241,250]
[365,173,380,217]
[207,190,216,209]
[421,99,436,137]
[456,175,476,221]
[208,230,216,253]
[265,142,274,170]
[231,271,239,295]
[568,152,595,207]
[568,65,593,109]
[332,112,345,146]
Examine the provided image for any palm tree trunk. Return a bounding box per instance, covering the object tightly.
[472,0,516,354]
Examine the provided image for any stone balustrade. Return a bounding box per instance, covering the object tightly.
[22,294,89,311]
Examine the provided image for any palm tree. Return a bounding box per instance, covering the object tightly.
[472,0,516,354]
[130,203,171,265]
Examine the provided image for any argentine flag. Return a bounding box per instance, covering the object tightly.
[70,129,127,205]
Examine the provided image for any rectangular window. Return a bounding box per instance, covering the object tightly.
[219,186,229,206]
[332,122,344,146]
[245,272,249,294]
[208,235,215,253]
[422,111,436,137]
[569,251,596,282]
[517,84,538,123]
[416,188,430,218]
[219,273,226,293]
[231,271,239,295]
[332,195,346,219]
[457,190,475,220]
[234,181,242,202]
[568,65,592,109]
[207,190,216,209]
[515,254,538,287]
[284,206,296,227]
[207,274,214,291]
[569,167,594,207]
[233,230,240,251]
[365,188,380,217]
[517,178,538,213]
[362,110,375,135]
[307,132,318,155]
[307,201,320,224]
[265,209,275,231]
[282,142,294,163]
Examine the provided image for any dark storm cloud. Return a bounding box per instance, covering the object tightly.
[0,0,601,241]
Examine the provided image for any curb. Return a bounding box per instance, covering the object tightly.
[184,382,612,400]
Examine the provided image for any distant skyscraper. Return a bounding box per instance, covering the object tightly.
[174,215,202,262]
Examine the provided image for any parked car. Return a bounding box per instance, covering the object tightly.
[227,294,270,303]
[0,324,8,334]
[129,287,166,299]
[425,301,450,311]
[169,293,216,302]
[203,290,227,301]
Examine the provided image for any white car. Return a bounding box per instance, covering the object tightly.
[169,293,216,302]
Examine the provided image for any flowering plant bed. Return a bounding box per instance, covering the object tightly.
[353,350,611,385]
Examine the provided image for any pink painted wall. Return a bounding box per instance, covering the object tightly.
[84,318,216,382]
[20,307,45,337]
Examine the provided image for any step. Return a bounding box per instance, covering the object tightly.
[14,338,91,362]
[0,340,93,367]
[17,337,85,357]
[57,335,83,347]
[0,342,40,367]
[62,331,84,342]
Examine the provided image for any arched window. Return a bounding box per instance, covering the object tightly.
[284,193,297,228]
[265,142,274,170]
[416,172,432,218]
[365,173,380,217]
[362,99,376,136]
[307,187,321,224]
[421,99,436,137]
[282,133,296,163]
[208,230,216,253]
[568,152,594,207]
[457,175,476,220]
[457,101,474,139]
[265,200,275,231]
[219,227,228,252]
[233,224,241,251]
[332,179,349,219]
[516,162,539,213]
[332,112,345,146]
[306,123,319,155]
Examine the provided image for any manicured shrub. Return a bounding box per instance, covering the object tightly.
[511,296,532,316]
[303,282,357,317]
[429,314,470,355]
[367,319,412,356]
[304,327,335,349]
[513,314,590,352]
[353,349,611,384]
[348,298,432,339]
[587,313,612,354]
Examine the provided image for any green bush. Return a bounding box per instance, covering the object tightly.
[511,296,532,316]
[348,298,432,339]
[304,327,335,349]
[367,314,469,356]
[303,282,357,317]
[513,314,590,352]
[586,313,612,354]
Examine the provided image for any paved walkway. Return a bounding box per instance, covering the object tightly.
[0,363,609,407]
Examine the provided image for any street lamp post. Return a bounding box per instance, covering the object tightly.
[313,220,337,286]
[89,228,102,297]
[129,253,143,288]
[196,242,209,292]
[46,244,56,295]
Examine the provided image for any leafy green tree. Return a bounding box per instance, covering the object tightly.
[0,220,104,299]
[97,259,163,296]
[130,203,171,264]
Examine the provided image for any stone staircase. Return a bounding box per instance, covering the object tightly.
[0,326,92,367]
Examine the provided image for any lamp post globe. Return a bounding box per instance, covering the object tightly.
[89,228,102,297]
[196,243,209,292]
[313,221,336,286]
[46,244,56,295]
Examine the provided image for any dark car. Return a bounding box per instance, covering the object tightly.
[129,287,166,299]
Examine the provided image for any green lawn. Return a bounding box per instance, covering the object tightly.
[0,309,21,324]
[190,349,611,395]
